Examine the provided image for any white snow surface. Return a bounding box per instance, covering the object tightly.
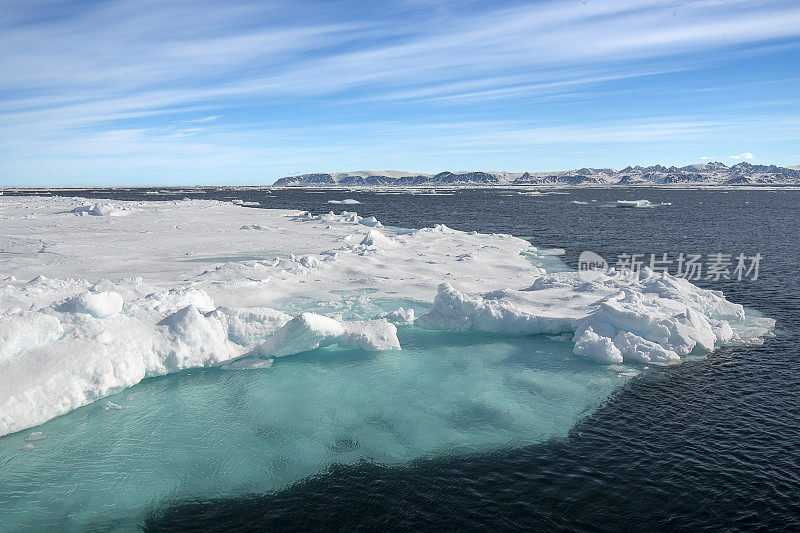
[0,196,773,436]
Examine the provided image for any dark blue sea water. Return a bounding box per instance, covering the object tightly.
[5,187,800,531]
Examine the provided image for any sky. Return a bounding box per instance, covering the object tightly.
[1,0,800,185]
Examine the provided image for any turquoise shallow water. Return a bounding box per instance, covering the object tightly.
[0,328,630,530]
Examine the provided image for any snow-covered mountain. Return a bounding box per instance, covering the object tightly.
[273,163,800,187]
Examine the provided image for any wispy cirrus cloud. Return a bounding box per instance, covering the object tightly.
[184,116,222,124]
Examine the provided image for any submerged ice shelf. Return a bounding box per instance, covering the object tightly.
[0,329,626,529]
[0,196,775,528]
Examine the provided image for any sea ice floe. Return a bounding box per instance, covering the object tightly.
[328,199,361,205]
[613,199,670,208]
[616,199,653,208]
[0,196,773,438]
[0,280,401,436]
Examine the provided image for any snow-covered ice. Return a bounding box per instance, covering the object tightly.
[378,307,416,325]
[417,271,772,365]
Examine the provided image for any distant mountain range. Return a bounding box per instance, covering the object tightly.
[273,162,800,187]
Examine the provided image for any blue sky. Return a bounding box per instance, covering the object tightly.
[1,0,799,185]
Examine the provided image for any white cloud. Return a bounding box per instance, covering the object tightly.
[3,0,800,128]
[699,156,712,160]
[185,115,221,123]
[729,153,755,160]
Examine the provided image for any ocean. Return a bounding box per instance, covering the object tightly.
[1,187,798,531]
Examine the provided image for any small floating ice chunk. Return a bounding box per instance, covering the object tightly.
[540,248,566,256]
[614,199,670,208]
[104,401,124,410]
[19,444,34,452]
[328,199,361,205]
[24,431,48,442]
[616,199,653,208]
[571,200,589,205]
